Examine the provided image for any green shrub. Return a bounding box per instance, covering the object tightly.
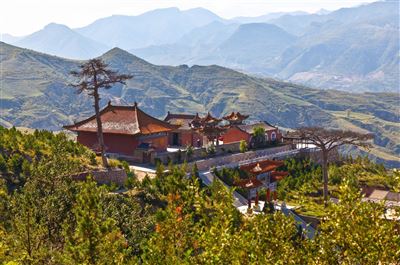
[206,144,216,156]
[0,154,7,173]
[239,140,248,153]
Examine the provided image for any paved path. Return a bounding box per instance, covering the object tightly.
[198,148,317,239]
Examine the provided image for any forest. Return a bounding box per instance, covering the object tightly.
[0,126,399,264]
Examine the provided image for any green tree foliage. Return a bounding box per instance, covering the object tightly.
[1,126,399,264]
[5,188,48,264]
[315,178,400,264]
[239,140,247,153]
[252,126,266,148]
[62,179,129,264]
[0,126,95,188]
[278,158,322,200]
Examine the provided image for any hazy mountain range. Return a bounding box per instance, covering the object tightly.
[0,42,398,166]
[2,1,399,92]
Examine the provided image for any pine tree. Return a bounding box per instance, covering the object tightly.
[62,178,129,264]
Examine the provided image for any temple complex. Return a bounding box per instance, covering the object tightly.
[64,104,284,164]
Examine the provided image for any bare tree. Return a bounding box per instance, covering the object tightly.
[289,127,373,206]
[70,59,132,168]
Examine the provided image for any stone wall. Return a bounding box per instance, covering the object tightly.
[187,145,293,171]
[297,148,339,164]
[71,168,127,186]
[152,142,242,165]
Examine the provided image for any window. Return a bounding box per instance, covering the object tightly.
[271,132,276,141]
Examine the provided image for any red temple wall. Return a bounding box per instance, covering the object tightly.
[223,127,251,144]
[168,131,203,147]
[265,129,282,142]
[77,132,169,155]
[180,132,193,146]
[149,135,168,151]
[223,127,282,144]
[77,132,139,156]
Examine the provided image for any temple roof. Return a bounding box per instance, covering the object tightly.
[164,112,196,130]
[64,102,178,135]
[223,112,249,124]
[236,121,277,134]
[234,178,263,189]
[240,160,284,175]
[201,112,222,125]
[271,171,289,181]
[189,113,203,129]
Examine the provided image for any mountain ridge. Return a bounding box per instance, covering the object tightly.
[1,42,398,166]
[3,1,398,92]
[14,23,110,59]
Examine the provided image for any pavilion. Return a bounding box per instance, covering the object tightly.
[239,160,288,206]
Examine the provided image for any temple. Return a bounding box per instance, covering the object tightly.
[223,111,249,125]
[238,160,288,210]
[164,112,203,147]
[189,112,227,146]
[63,102,177,161]
[223,121,282,145]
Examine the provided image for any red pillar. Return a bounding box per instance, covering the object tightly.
[266,188,270,202]
[248,190,251,209]
[255,190,259,206]
[273,191,277,201]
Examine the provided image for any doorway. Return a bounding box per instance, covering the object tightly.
[172,133,179,146]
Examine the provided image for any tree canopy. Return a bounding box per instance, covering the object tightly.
[0,126,398,264]
[288,127,373,205]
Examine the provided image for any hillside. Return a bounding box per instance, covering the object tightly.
[0,42,398,166]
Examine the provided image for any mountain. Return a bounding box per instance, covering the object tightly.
[14,23,110,59]
[1,42,399,166]
[231,11,309,24]
[209,23,296,73]
[0,33,23,44]
[134,22,296,73]
[76,7,224,50]
[3,2,397,92]
[278,23,399,91]
[132,21,239,66]
[133,1,399,92]
[315,9,331,15]
[272,1,400,92]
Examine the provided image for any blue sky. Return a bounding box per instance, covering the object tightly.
[1,0,376,36]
